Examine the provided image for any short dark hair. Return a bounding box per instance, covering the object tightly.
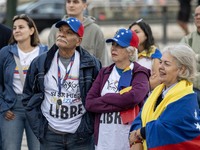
[9,14,40,46]
[66,0,87,3]
[129,20,154,51]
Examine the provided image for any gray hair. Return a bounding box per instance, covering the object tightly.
[162,44,197,82]
[126,46,138,62]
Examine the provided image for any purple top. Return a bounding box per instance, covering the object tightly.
[85,62,151,144]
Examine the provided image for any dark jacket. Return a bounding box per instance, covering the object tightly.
[0,44,48,112]
[22,44,101,141]
[0,24,12,49]
[85,63,150,144]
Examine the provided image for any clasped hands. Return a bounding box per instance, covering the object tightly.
[129,128,143,147]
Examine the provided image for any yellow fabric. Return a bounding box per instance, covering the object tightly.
[138,45,157,58]
[119,86,132,95]
[141,80,193,150]
[123,66,131,72]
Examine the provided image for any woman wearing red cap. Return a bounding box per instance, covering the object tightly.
[85,28,150,150]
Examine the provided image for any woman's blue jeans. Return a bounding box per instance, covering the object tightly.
[0,114,2,150]
[1,95,40,150]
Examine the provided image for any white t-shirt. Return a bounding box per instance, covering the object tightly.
[41,50,86,133]
[13,46,39,94]
[137,57,152,70]
[96,63,134,150]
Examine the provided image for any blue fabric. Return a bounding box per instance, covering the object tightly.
[130,93,200,149]
[40,128,94,150]
[118,68,132,91]
[151,48,162,59]
[0,43,48,113]
[1,95,39,150]
[55,17,84,37]
[194,88,200,108]
[106,28,139,48]
[115,67,123,76]
[0,114,2,150]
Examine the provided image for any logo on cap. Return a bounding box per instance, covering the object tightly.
[106,28,139,48]
[55,17,84,37]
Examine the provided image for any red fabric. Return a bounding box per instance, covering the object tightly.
[149,135,200,150]
[120,105,140,124]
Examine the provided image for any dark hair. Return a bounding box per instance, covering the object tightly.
[129,19,154,51]
[9,14,40,46]
[66,0,87,3]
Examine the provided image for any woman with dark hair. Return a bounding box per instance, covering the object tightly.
[0,14,48,150]
[129,19,162,91]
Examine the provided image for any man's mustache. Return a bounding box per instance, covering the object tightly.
[57,37,68,44]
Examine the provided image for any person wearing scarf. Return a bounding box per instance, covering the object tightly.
[85,28,150,150]
[129,44,200,150]
[129,19,162,91]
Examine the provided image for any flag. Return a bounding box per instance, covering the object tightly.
[118,66,140,124]
[146,94,200,150]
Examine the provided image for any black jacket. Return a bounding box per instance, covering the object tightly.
[0,24,12,49]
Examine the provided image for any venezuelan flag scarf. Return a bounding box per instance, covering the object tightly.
[138,45,162,59]
[118,66,132,92]
[141,80,193,150]
[117,64,140,124]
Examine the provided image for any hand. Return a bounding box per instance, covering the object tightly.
[150,73,161,91]
[129,130,138,144]
[136,128,143,140]
[129,130,142,146]
[130,143,143,150]
[129,129,144,146]
[4,110,15,120]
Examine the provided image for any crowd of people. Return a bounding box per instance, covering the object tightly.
[0,0,200,150]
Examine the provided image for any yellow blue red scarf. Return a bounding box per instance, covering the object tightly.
[141,80,193,150]
[138,45,162,59]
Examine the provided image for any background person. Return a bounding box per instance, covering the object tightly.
[129,19,162,91]
[86,28,150,150]
[129,44,200,150]
[48,0,109,66]
[22,17,101,150]
[180,5,200,107]
[177,0,192,35]
[0,14,48,150]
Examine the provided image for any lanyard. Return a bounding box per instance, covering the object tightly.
[57,53,75,96]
